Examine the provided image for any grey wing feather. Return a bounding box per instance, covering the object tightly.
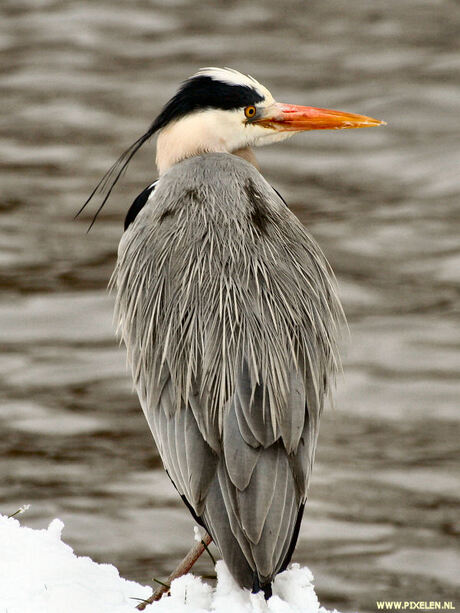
[144,374,218,515]
[223,397,262,490]
[234,361,278,448]
[213,367,313,584]
[203,474,255,589]
[249,452,295,579]
[235,444,283,545]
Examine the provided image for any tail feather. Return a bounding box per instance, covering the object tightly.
[200,450,301,592]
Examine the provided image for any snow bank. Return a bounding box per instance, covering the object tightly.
[0,514,337,613]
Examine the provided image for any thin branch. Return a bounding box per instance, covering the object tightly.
[136,533,213,610]
[8,504,31,518]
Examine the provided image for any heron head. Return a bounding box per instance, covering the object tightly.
[79,68,385,228]
[155,67,385,174]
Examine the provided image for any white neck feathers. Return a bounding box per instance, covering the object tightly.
[155,109,251,175]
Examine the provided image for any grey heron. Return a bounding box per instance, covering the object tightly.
[82,67,384,599]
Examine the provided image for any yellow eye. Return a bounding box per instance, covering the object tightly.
[244,105,257,119]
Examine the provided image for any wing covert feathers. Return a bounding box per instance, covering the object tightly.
[113,153,344,591]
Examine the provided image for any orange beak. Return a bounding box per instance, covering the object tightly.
[254,102,386,131]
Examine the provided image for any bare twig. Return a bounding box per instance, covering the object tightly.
[8,504,31,519]
[136,533,213,610]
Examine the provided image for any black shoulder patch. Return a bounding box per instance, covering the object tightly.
[124,182,157,230]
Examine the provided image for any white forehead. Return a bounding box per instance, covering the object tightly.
[193,67,275,105]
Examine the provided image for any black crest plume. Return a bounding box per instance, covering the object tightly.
[75,127,156,232]
[77,73,264,230]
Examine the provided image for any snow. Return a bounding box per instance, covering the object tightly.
[0,514,338,613]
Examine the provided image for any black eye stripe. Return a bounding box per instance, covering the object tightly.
[152,76,265,131]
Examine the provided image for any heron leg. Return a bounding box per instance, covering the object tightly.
[136,533,213,610]
[252,573,273,600]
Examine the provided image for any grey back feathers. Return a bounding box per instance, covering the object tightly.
[113,153,344,592]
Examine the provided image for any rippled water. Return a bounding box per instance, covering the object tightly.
[1,1,459,611]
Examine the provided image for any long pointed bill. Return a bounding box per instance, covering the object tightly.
[255,102,386,131]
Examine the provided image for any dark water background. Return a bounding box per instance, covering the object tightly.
[1,1,459,611]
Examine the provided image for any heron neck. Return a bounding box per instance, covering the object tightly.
[155,115,259,174]
[156,142,259,175]
[232,147,260,170]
